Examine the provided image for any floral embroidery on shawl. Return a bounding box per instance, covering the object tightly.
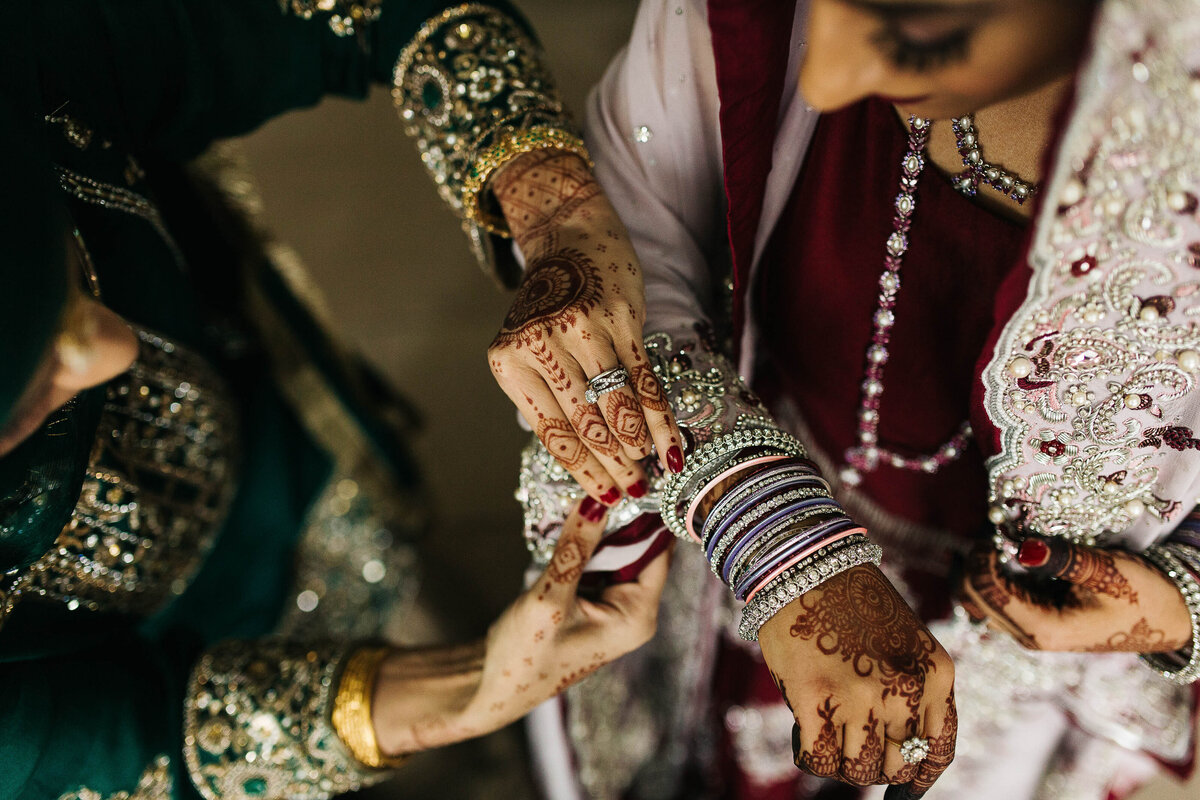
[983,0,1200,548]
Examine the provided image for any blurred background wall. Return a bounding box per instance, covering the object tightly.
[237,2,1198,798]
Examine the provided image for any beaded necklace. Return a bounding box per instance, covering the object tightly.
[838,116,1035,487]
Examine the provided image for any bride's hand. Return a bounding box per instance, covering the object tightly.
[373,497,671,754]
[487,151,684,505]
[757,565,957,799]
[960,537,1192,653]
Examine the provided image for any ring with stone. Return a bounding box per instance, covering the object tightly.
[887,736,931,765]
[584,367,630,405]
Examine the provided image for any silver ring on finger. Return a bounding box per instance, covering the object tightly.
[887,736,930,765]
[584,367,630,405]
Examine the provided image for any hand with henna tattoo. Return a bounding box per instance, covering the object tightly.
[760,565,957,797]
[487,151,685,505]
[371,497,671,756]
[961,536,1192,653]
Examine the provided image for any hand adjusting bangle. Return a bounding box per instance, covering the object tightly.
[332,645,409,768]
[1140,544,1200,685]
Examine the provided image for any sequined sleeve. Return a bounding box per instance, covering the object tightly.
[391,4,588,282]
[184,640,390,799]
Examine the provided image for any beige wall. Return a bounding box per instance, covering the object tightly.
[238,2,1197,797]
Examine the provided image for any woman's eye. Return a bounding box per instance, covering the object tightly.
[872,26,971,73]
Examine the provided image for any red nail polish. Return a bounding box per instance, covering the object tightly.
[599,487,622,505]
[667,446,684,474]
[1017,538,1051,568]
[579,496,606,522]
[628,480,648,499]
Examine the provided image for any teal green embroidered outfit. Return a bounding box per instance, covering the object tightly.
[0,2,584,797]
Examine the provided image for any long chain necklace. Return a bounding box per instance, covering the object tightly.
[838,116,1036,487]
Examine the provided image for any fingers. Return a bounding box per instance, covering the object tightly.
[1016,537,1136,602]
[495,366,624,504]
[617,339,686,475]
[907,690,957,798]
[535,497,609,605]
[792,697,843,779]
[839,709,886,786]
[597,536,673,618]
[880,718,921,787]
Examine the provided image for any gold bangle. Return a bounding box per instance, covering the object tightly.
[461,126,593,237]
[331,645,408,769]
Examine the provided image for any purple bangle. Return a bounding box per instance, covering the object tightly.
[719,497,840,582]
[733,517,858,599]
[704,474,829,559]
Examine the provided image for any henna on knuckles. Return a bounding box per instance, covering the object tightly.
[629,363,671,413]
[604,391,649,449]
[909,692,957,797]
[789,568,937,713]
[842,710,885,786]
[570,403,622,459]
[796,697,842,778]
[536,417,589,471]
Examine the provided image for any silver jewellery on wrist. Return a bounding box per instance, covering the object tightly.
[895,736,931,764]
[584,367,630,405]
[738,536,882,641]
[1140,544,1200,685]
[660,427,806,540]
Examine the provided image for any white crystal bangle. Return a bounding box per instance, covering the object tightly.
[1140,544,1200,685]
[737,536,882,641]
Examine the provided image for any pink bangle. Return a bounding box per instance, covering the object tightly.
[743,527,868,604]
[683,455,790,543]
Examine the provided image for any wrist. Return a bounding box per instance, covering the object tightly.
[489,149,599,244]
[370,641,486,756]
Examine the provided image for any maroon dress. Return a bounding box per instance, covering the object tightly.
[700,98,1026,800]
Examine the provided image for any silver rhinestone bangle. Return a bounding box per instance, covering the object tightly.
[1140,544,1200,685]
[738,537,882,641]
[720,504,842,584]
[661,428,805,540]
[707,486,828,562]
[702,466,820,546]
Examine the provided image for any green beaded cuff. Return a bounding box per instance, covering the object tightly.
[184,640,390,799]
[392,3,581,237]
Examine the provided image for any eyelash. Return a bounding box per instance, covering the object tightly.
[872,26,971,73]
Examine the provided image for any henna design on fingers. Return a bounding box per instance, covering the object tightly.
[536,417,588,471]
[842,710,885,786]
[909,693,957,797]
[571,404,622,459]
[1054,547,1139,604]
[789,568,937,713]
[1083,616,1188,652]
[493,247,605,350]
[604,391,649,448]
[796,697,841,778]
[629,363,671,413]
[528,339,573,393]
[547,535,586,585]
[492,151,602,241]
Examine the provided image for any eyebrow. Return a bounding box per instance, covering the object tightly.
[840,0,997,17]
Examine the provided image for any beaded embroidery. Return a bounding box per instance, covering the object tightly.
[56,755,173,800]
[278,0,381,38]
[982,0,1200,550]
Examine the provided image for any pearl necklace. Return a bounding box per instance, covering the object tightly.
[950,114,1038,205]
[840,117,973,487]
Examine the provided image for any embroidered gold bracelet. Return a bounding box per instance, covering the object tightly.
[332,645,408,769]
[462,127,593,236]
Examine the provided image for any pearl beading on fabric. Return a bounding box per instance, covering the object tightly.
[840,117,973,487]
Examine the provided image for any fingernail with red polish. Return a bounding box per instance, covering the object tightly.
[599,487,622,506]
[579,496,606,522]
[627,480,648,499]
[1017,538,1051,568]
[666,446,684,474]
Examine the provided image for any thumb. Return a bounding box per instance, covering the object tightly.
[538,496,609,601]
[1016,536,1135,601]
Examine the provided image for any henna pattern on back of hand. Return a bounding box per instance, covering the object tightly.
[841,709,884,786]
[789,567,937,712]
[494,246,606,350]
[1083,616,1187,652]
[1055,547,1139,604]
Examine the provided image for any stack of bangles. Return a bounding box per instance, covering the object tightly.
[1143,510,1200,684]
[661,430,881,641]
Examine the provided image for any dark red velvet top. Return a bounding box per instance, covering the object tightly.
[754,99,1026,538]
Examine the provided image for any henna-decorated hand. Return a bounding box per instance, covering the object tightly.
[960,537,1192,653]
[373,497,671,755]
[487,151,684,505]
[757,565,957,799]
